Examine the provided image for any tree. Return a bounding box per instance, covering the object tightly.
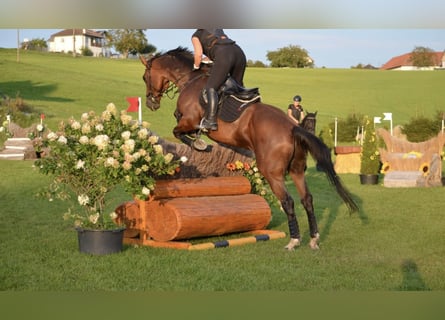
[351,63,377,69]
[22,38,47,51]
[328,113,365,143]
[409,46,436,67]
[106,29,149,58]
[266,45,313,68]
[402,115,442,142]
[140,44,157,55]
[246,59,267,68]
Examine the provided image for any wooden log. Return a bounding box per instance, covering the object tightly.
[114,200,142,239]
[150,176,251,200]
[159,138,254,179]
[144,194,271,242]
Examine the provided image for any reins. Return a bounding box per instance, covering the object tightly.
[146,67,206,102]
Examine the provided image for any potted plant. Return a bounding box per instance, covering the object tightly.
[359,116,381,184]
[35,103,184,254]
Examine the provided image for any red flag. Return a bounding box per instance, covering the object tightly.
[126,97,140,112]
[40,114,45,120]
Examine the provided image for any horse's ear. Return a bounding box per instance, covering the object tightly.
[314,111,318,116]
[139,55,148,67]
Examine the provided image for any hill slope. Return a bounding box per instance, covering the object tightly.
[1,49,444,139]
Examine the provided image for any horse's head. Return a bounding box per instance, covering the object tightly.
[140,54,169,111]
[140,47,196,111]
[302,111,317,135]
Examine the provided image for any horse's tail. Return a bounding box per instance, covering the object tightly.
[292,126,359,213]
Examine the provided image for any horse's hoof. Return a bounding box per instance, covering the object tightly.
[284,238,300,251]
[192,138,208,151]
[309,233,320,250]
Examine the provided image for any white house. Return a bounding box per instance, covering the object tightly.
[48,29,108,57]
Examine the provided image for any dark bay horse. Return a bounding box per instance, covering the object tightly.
[140,47,358,250]
[301,111,317,135]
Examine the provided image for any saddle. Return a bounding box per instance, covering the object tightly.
[220,77,260,100]
[200,77,261,122]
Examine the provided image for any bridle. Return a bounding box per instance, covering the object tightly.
[143,58,175,108]
[143,54,207,109]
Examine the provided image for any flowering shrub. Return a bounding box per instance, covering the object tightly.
[360,117,381,175]
[28,123,46,152]
[35,103,184,229]
[226,160,279,208]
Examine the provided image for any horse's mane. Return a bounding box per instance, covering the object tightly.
[166,46,193,57]
[152,46,194,66]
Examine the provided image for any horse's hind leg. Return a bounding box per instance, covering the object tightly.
[289,171,320,250]
[301,192,320,250]
[257,157,302,250]
[281,192,302,251]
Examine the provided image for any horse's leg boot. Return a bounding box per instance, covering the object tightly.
[201,88,218,131]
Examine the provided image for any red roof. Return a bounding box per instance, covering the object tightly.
[380,52,444,70]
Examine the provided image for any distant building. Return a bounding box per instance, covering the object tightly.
[48,29,109,57]
[380,52,445,70]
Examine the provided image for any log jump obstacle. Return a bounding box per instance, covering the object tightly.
[378,128,445,187]
[115,176,285,250]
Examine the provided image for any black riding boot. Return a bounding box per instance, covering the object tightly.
[201,88,218,131]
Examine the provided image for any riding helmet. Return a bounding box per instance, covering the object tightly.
[293,95,302,102]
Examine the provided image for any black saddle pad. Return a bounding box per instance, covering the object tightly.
[218,94,261,122]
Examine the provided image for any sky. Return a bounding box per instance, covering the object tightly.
[1,0,444,68]
[0,29,444,68]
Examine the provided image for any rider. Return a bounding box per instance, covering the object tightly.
[287,95,305,126]
[191,29,247,131]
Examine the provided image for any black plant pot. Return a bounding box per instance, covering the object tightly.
[359,174,379,185]
[76,227,125,255]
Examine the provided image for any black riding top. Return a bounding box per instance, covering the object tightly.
[192,29,235,60]
[192,29,247,90]
[288,104,304,122]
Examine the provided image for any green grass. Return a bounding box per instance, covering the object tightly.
[1,161,445,291]
[1,49,445,291]
[1,49,444,138]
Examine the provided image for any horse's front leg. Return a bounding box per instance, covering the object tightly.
[173,111,198,142]
[173,120,208,151]
[176,132,196,146]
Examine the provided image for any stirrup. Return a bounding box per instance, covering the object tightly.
[192,138,208,151]
[197,118,217,132]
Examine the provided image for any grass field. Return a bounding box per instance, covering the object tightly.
[1,49,445,292]
[1,160,445,291]
[1,49,444,138]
